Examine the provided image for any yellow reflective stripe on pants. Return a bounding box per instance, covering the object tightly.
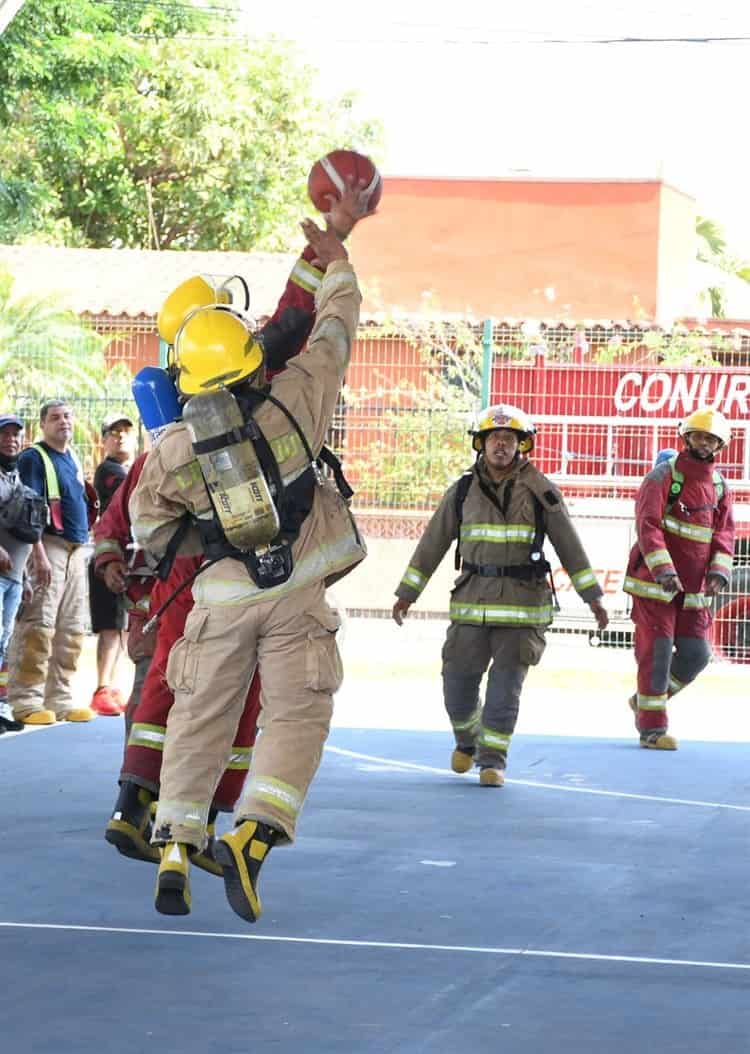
[128,723,166,750]
[478,727,511,752]
[226,747,252,771]
[637,693,667,710]
[451,710,480,733]
[243,776,302,820]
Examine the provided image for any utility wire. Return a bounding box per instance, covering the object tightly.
[118,32,750,45]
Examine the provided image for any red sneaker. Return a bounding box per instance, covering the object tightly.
[111,687,128,713]
[90,687,122,717]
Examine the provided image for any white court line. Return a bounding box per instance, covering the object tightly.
[325,745,750,813]
[0,721,68,742]
[1,921,749,973]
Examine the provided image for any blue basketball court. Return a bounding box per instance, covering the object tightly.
[1,710,749,1053]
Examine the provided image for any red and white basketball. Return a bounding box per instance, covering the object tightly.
[307,150,383,214]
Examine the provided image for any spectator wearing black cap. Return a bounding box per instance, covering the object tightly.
[89,413,137,717]
[0,414,35,732]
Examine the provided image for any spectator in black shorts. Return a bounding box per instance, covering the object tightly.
[89,414,136,716]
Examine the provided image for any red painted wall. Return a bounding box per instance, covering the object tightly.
[351,177,694,322]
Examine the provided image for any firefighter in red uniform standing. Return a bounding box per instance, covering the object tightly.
[624,408,735,750]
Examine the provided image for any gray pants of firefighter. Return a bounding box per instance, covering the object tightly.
[442,623,547,770]
[8,536,87,719]
[153,581,342,851]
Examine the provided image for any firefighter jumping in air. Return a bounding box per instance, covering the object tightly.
[624,408,735,750]
[104,190,352,874]
[129,188,372,921]
[392,404,608,786]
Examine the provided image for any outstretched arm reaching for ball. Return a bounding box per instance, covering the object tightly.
[300,218,350,270]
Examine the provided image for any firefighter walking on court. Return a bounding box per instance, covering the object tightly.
[392,405,608,786]
[624,408,735,750]
[129,189,371,922]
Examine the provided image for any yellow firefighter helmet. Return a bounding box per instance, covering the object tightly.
[157,276,231,346]
[173,306,263,396]
[471,404,536,454]
[678,408,731,448]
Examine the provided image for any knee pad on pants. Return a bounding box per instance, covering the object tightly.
[672,636,712,684]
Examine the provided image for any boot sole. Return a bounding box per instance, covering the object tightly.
[213,839,261,923]
[105,821,160,864]
[155,871,191,916]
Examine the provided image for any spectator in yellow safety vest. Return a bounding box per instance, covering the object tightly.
[7,400,97,725]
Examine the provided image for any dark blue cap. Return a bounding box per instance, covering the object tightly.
[0,414,24,431]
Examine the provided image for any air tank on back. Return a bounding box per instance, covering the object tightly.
[182,388,280,551]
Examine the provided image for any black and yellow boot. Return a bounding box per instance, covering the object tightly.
[154,842,192,916]
[213,820,279,924]
[190,818,223,878]
[640,731,678,751]
[105,782,160,864]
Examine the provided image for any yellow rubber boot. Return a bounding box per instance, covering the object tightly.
[451,747,474,774]
[20,710,56,726]
[213,820,278,924]
[64,708,96,722]
[155,843,192,916]
[640,732,678,751]
[479,768,505,787]
[105,783,160,864]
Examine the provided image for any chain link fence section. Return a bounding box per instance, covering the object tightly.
[6,312,748,661]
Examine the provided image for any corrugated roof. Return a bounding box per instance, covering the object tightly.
[0,244,298,318]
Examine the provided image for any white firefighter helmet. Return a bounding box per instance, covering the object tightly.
[173,306,263,396]
[471,404,536,454]
[678,408,731,448]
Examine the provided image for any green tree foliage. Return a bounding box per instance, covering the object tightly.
[0,0,381,250]
[696,215,750,319]
[344,321,483,509]
[0,267,135,471]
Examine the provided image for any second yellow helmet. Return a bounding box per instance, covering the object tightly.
[174,307,263,396]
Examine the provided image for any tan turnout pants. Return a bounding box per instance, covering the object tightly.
[8,536,87,718]
[153,581,343,849]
